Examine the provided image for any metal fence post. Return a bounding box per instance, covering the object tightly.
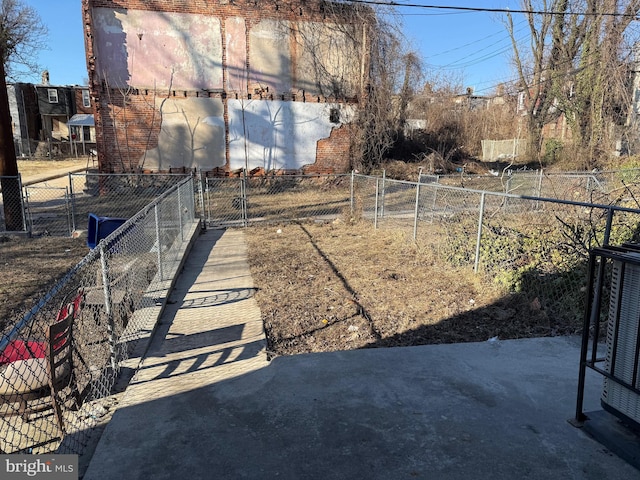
[474,192,486,273]
[64,186,72,236]
[241,175,248,226]
[206,177,212,225]
[68,172,76,233]
[178,184,184,241]
[374,178,379,229]
[99,243,118,372]
[17,174,28,234]
[197,169,205,226]
[350,170,355,218]
[155,203,164,281]
[603,208,614,246]
[189,177,196,224]
[381,169,386,218]
[413,181,421,241]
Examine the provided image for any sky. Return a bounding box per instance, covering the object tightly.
[396,0,523,93]
[18,0,524,94]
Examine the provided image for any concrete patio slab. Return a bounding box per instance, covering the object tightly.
[82,229,639,480]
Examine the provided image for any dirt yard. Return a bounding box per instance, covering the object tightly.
[1,158,573,352]
[244,220,563,357]
[17,158,90,179]
[0,160,91,330]
[1,218,571,354]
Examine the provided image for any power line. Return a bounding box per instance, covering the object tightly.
[351,0,640,94]
[427,19,527,59]
[344,0,640,18]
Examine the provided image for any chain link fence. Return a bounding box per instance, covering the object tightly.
[0,173,191,237]
[354,173,640,336]
[0,176,198,456]
[419,169,640,204]
[202,174,352,227]
[3,166,640,458]
[196,170,640,343]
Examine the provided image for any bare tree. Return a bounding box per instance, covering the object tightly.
[396,51,423,143]
[0,0,47,79]
[506,0,583,165]
[506,0,640,168]
[570,0,640,168]
[286,3,417,172]
[0,0,47,230]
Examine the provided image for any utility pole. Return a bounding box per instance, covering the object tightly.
[0,46,24,231]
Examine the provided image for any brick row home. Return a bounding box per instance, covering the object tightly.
[82,0,372,174]
[7,82,96,158]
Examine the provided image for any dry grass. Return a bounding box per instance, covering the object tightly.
[245,220,556,357]
[0,235,88,330]
[1,160,90,329]
[2,160,567,355]
[17,158,89,178]
[2,218,567,354]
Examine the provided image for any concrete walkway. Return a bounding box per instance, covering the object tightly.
[83,229,639,479]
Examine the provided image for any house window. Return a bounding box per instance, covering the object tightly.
[48,89,58,103]
[82,90,90,108]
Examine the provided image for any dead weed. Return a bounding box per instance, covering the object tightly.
[0,235,88,330]
[245,220,560,357]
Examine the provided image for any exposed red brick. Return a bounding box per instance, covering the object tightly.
[84,0,366,174]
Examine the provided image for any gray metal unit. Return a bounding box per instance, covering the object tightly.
[602,254,640,427]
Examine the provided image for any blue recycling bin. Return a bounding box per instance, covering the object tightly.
[87,213,128,249]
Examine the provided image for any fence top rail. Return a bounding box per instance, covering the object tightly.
[424,171,593,180]
[427,169,640,178]
[70,172,191,178]
[25,185,68,191]
[206,173,352,180]
[353,174,417,187]
[355,173,640,214]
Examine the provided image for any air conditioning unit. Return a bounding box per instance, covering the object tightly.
[602,255,640,427]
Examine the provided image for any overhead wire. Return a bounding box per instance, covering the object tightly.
[435,28,529,69]
[357,1,640,93]
[343,0,640,18]
[427,19,527,59]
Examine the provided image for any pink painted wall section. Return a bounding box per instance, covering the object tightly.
[248,19,292,94]
[226,17,247,93]
[93,8,223,90]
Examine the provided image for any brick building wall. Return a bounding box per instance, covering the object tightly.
[83,0,368,174]
[312,125,354,174]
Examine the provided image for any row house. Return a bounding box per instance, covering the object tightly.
[7,82,96,157]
